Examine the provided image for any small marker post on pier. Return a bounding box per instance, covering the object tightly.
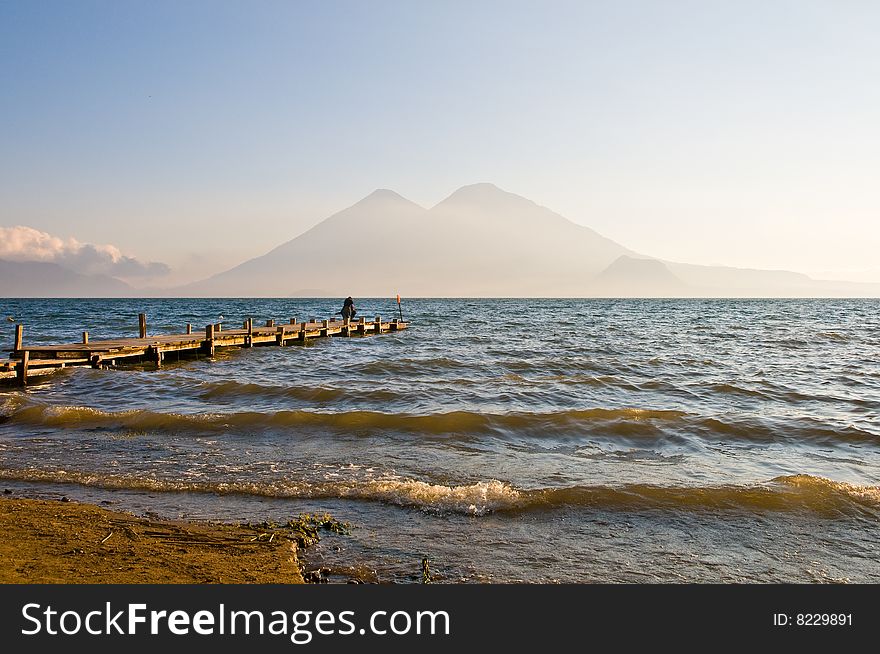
[14,324,23,352]
[276,325,285,346]
[186,323,192,335]
[246,318,253,347]
[138,313,147,339]
[82,331,89,344]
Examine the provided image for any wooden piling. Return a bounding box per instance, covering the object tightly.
[375,315,382,333]
[276,325,285,346]
[266,319,275,328]
[299,322,308,342]
[321,319,329,337]
[138,313,147,339]
[205,324,215,356]
[289,318,297,325]
[14,324,23,352]
[82,331,89,344]
[17,351,29,386]
[246,318,253,347]
[186,323,192,335]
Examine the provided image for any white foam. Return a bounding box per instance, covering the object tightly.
[352,478,522,515]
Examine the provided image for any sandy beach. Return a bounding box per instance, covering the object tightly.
[0,495,305,584]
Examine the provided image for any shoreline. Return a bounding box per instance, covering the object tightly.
[0,495,305,584]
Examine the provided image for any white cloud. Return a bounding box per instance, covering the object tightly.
[0,225,170,278]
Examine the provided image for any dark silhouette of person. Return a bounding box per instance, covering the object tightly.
[340,297,357,322]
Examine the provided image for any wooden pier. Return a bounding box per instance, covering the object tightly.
[2,314,408,385]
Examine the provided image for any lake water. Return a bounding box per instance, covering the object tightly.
[1,298,878,582]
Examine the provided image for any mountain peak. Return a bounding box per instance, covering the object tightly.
[339,188,424,215]
[368,188,405,199]
[359,188,419,205]
[457,182,504,193]
[435,182,537,210]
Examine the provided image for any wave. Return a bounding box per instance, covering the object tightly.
[2,400,877,445]
[0,402,689,439]
[705,383,770,399]
[1,468,876,517]
[198,380,400,404]
[691,416,877,444]
[356,357,473,375]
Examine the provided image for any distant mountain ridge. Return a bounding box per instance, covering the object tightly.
[181,183,635,297]
[0,259,132,297]
[3,183,878,297]
[595,256,687,296]
[180,183,879,297]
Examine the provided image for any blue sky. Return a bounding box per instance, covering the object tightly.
[2,0,879,284]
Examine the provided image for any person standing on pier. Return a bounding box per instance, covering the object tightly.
[340,296,357,322]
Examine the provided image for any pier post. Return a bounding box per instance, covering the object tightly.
[391,319,399,331]
[17,350,29,386]
[266,319,275,328]
[150,345,163,366]
[138,313,147,339]
[186,323,192,335]
[299,322,307,342]
[246,318,253,347]
[82,331,89,344]
[375,315,382,333]
[321,319,329,337]
[205,324,215,357]
[289,318,297,325]
[276,325,285,346]
[357,317,366,335]
[13,324,23,352]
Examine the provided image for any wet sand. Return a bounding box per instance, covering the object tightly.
[0,496,304,584]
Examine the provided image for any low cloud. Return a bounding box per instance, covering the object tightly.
[0,225,170,278]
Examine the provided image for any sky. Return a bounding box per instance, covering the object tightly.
[2,0,879,286]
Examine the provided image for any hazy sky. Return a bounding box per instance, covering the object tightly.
[2,0,879,285]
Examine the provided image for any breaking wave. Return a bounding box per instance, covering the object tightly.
[1,468,876,517]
